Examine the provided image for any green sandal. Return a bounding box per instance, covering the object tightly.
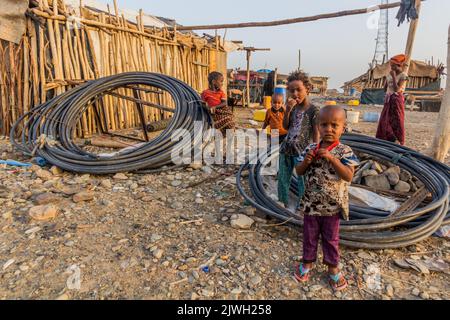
[294,263,311,283]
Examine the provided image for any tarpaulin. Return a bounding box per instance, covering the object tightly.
[0,0,28,43]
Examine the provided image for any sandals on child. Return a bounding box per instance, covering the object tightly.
[328,272,348,291]
[294,263,311,283]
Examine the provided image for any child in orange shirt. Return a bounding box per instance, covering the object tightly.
[262,93,288,142]
[201,72,235,134]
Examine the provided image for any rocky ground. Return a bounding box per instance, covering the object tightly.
[0,105,449,300]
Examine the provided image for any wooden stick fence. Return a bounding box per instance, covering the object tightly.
[0,0,224,137]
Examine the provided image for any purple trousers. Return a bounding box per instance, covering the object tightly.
[302,214,340,267]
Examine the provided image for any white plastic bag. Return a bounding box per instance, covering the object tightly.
[349,186,399,213]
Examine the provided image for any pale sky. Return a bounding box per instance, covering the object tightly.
[95,0,449,89]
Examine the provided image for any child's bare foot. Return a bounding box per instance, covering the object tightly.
[294,262,313,283]
[328,266,348,291]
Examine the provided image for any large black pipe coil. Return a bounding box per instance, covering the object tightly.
[10,72,213,174]
[236,134,450,249]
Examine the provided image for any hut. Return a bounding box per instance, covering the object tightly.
[310,76,328,96]
[0,0,233,136]
[342,60,444,109]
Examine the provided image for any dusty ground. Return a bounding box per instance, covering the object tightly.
[0,104,449,300]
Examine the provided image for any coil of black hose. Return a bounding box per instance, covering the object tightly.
[10,72,213,174]
[236,134,450,249]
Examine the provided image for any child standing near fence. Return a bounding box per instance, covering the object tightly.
[294,105,359,291]
[278,71,320,208]
[262,93,288,142]
[201,72,235,134]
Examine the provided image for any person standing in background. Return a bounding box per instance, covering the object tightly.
[376,54,409,145]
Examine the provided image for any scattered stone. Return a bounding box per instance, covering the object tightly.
[35,169,53,181]
[113,173,128,180]
[189,163,203,170]
[56,294,69,300]
[59,186,81,195]
[386,284,394,297]
[73,191,94,203]
[202,166,213,174]
[101,199,114,207]
[415,179,425,188]
[170,202,183,210]
[400,170,412,182]
[385,166,401,175]
[230,214,254,230]
[215,259,227,266]
[25,226,41,235]
[385,171,400,186]
[101,179,112,189]
[364,175,391,191]
[420,292,430,300]
[2,211,12,219]
[171,180,182,187]
[412,288,420,296]
[240,207,256,216]
[231,287,242,295]
[29,204,58,221]
[153,249,164,259]
[250,275,262,286]
[150,234,162,243]
[201,289,214,298]
[19,264,29,272]
[191,292,200,300]
[395,181,411,193]
[409,181,418,192]
[2,259,15,270]
[309,284,323,292]
[195,198,204,204]
[357,252,372,260]
[35,193,61,205]
[192,270,200,280]
[141,196,153,202]
[362,169,378,177]
[50,166,63,176]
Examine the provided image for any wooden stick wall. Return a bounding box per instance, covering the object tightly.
[365,76,436,90]
[0,0,221,137]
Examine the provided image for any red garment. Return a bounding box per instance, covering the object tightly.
[376,93,405,145]
[390,54,407,65]
[201,89,235,132]
[201,89,226,107]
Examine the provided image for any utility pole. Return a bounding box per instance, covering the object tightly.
[372,0,389,66]
[298,49,302,70]
[432,25,450,162]
[241,47,271,107]
[404,0,422,74]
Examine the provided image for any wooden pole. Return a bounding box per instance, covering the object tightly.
[431,25,450,162]
[404,0,422,74]
[172,1,414,31]
[242,47,271,107]
[246,50,251,107]
[274,67,278,88]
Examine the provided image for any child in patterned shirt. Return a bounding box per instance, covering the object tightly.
[294,105,359,291]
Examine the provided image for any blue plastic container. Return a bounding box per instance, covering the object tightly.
[274,85,287,101]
